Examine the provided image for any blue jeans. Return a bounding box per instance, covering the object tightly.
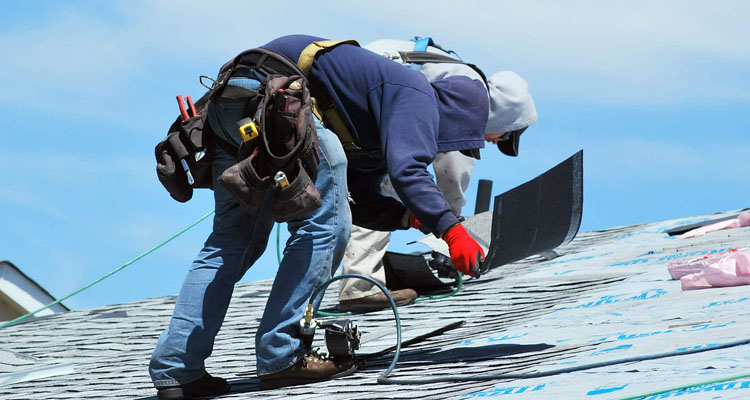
[149,116,351,386]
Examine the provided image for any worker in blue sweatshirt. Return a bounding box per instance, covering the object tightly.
[338,38,538,313]
[149,34,492,398]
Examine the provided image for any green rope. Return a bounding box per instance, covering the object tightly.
[317,273,464,317]
[0,210,215,330]
[614,372,750,400]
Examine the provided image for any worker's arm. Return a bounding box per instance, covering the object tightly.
[375,83,458,236]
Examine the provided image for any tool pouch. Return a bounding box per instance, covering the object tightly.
[271,158,321,221]
[264,75,322,222]
[217,145,270,210]
[155,108,214,202]
[217,74,323,222]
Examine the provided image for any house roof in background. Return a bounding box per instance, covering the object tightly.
[1,209,750,399]
[0,261,69,316]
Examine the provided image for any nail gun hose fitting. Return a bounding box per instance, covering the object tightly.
[307,274,403,379]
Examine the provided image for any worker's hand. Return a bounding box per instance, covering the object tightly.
[443,224,485,276]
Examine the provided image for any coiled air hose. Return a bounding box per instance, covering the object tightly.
[308,274,750,388]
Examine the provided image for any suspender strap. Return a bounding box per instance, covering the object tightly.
[298,40,360,75]
[298,40,363,152]
[320,102,361,152]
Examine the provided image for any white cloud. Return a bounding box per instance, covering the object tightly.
[357,1,750,105]
[1,1,748,110]
[0,12,135,89]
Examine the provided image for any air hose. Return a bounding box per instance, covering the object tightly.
[308,274,750,389]
[315,257,464,318]
[305,274,402,381]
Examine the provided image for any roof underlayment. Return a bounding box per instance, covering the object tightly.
[2,209,750,399]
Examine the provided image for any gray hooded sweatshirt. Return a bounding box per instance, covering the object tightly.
[364,39,538,135]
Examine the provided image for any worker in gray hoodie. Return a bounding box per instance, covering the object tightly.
[338,38,539,313]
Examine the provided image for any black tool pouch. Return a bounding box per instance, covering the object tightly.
[217,145,270,210]
[271,158,321,221]
[262,76,322,222]
[217,73,322,222]
[155,103,214,202]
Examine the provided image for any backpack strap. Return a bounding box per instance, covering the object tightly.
[297,40,363,152]
[411,36,463,60]
[398,51,489,90]
[412,37,433,52]
[409,37,434,71]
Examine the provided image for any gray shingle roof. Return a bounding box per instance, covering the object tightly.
[2,209,750,399]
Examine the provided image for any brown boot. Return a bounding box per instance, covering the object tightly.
[338,288,417,313]
[259,350,357,389]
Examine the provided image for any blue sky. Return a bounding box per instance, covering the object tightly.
[1,1,748,310]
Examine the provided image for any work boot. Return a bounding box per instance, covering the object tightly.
[338,288,417,313]
[259,350,357,389]
[155,373,230,400]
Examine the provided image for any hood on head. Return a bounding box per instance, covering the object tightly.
[486,71,537,134]
[431,76,489,154]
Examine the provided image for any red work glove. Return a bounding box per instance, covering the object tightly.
[409,213,422,231]
[406,212,430,234]
[443,224,485,276]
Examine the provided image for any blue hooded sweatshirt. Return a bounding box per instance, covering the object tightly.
[263,35,488,235]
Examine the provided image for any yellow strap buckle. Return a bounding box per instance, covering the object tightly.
[237,117,259,142]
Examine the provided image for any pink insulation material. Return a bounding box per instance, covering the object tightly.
[668,248,750,290]
[679,212,750,239]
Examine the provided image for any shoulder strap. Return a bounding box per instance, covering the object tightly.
[298,40,360,75]
[401,38,489,90]
[398,51,489,89]
[412,37,433,52]
[297,40,363,152]
[410,36,464,71]
[411,36,463,60]
[211,47,307,97]
[399,51,463,64]
[410,37,434,71]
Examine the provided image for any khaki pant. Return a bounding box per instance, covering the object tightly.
[339,151,475,300]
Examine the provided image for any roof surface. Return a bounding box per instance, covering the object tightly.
[2,209,750,399]
[0,261,69,316]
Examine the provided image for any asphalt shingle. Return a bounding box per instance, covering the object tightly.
[2,209,750,398]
